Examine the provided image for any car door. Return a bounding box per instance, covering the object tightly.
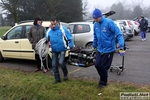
[0,26,22,57]
[68,24,75,41]
[20,25,35,60]
[73,24,91,47]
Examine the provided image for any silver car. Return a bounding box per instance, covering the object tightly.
[114,20,128,41]
[68,22,94,48]
[67,11,116,48]
[116,20,134,34]
[68,21,128,48]
[115,20,134,40]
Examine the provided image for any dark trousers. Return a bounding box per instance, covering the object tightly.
[95,51,114,86]
[35,54,48,69]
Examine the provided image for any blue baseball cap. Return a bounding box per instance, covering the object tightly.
[92,8,102,19]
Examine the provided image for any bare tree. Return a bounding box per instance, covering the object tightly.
[0,0,19,24]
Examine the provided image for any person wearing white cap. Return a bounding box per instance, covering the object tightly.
[92,8,125,88]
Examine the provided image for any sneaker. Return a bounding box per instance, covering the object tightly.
[64,76,68,81]
[141,39,144,41]
[35,68,41,72]
[43,69,48,73]
[144,38,146,41]
[52,80,61,84]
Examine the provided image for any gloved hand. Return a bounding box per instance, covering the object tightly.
[69,45,75,50]
[119,49,125,56]
[92,48,97,51]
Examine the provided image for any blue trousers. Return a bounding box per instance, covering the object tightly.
[52,51,68,81]
[95,51,114,86]
[140,31,146,39]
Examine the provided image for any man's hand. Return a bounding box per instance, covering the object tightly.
[119,49,125,56]
[92,48,97,51]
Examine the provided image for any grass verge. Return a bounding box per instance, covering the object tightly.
[0,26,11,37]
[0,67,149,100]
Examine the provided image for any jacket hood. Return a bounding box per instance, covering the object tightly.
[33,16,42,25]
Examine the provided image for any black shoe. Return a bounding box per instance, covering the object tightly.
[97,84,106,89]
[64,76,68,81]
[52,80,61,84]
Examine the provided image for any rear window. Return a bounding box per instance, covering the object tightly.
[75,24,90,33]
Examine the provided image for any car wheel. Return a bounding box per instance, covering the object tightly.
[0,52,4,62]
[85,42,93,49]
[134,30,138,35]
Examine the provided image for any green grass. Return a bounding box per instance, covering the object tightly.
[0,67,149,100]
[0,26,11,37]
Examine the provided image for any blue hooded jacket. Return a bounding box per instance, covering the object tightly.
[46,24,74,53]
[92,16,124,53]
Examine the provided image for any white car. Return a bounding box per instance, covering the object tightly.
[130,20,140,35]
[114,20,134,40]
[0,21,69,64]
[114,21,128,40]
[116,20,134,34]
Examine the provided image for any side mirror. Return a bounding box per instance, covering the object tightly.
[1,36,7,40]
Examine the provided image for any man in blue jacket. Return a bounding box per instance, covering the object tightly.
[46,17,74,84]
[92,8,125,88]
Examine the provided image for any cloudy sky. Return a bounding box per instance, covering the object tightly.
[87,0,150,9]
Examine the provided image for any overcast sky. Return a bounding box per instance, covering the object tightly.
[87,0,150,10]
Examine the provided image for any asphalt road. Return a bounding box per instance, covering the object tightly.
[0,33,150,85]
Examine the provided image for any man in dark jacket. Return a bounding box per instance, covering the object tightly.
[28,16,48,73]
[139,15,148,41]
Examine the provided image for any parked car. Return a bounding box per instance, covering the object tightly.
[114,21,128,40]
[124,27,134,40]
[68,21,128,48]
[0,21,68,63]
[130,20,140,35]
[68,22,94,48]
[114,20,134,40]
[146,18,150,32]
[68,11,117,48]
[116,20,134,34]
[115,20,134,40]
